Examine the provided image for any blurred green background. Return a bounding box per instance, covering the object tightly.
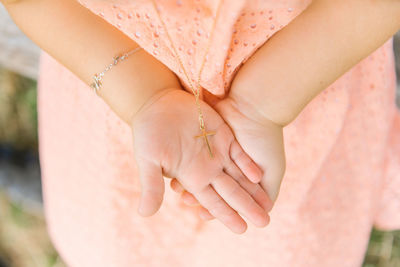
[0,6,400,267]
[0,59,400,267]
[0,69,66,267]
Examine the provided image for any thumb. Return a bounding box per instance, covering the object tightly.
[136,159,165,217]
[256,139,286,204]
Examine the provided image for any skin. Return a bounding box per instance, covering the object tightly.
[5,0,400,229]
[2,0,179,124]
[2,0,272,234]
[132,88,272,233]
[172,0,400,220]
[170,97,285,220]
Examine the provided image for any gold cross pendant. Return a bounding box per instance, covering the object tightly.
[195,127,216,157]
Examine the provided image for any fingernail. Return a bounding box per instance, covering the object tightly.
[254,213,269,228]
[254,168,264,183]
[233,222,247,234]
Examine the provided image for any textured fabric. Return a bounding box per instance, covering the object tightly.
[37,1,400,266]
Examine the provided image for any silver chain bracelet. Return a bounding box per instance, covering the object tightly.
[90,46,143,96]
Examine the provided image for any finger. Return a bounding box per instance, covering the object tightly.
[211,172,269,228]
[181,191,200,206]
[136,159,165,217]
[230,140,263,183]
[170,178,184,193]
[195,185,247,234]
[170,178,200,206]
[224,161,273,212]
[198,206,215,220]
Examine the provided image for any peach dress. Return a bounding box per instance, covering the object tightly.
[37,0,400,266]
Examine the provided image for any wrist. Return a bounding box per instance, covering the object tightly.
[95,46,182,125]
[229,71,299,128]
[129,87,181,126]
[229,0,400,129]
[225,93,287,131]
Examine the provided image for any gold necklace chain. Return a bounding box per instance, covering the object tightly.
[151,0,223,157]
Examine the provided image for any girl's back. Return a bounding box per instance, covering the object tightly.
[37,1,400,266]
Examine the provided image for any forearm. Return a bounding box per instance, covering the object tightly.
[230,0,400,127]
[2,0,180,124]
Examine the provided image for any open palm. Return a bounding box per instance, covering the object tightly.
[170,96,286,220]
[132,89,272,232]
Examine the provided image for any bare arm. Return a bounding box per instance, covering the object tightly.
[1,0,180,124]
[230,0,400,127]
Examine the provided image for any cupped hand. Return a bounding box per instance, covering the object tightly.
[131,88,272,233]
[170,94,286,221]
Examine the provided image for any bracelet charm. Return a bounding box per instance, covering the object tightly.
[90,74,102,95]
[90,46,142,96]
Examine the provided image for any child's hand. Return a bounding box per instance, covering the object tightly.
[213,96,286,203]
[131,88,272,233]
[170,94,286,220]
